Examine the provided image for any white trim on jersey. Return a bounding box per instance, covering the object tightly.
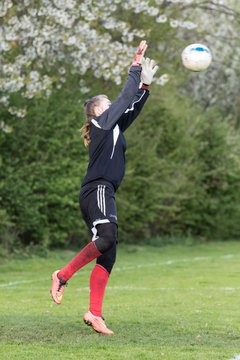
[91,119,101,128]
[91,219,110,241]
[110,124,120,159]
[124,90,146,114]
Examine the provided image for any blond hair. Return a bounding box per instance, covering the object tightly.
[80,95,109,146]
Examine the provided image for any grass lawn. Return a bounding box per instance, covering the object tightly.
[0,241,240,360]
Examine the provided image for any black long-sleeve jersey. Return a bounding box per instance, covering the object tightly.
[81,65,150,191]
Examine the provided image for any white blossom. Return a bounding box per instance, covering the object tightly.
[147,7,159,17]
[0,96,9,106]
[0,0,13,18]
[0,0,238,121]
[29,71,40,81]
[156,74,170,86]
[58,67,66,75]
[0,121,13,133]
[156,14,168,23]
[80,87,90,94]
[170,19,179,28]
[8,107,27,118]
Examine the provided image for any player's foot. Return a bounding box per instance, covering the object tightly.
[51,270,67,304]
[83,311,114,335]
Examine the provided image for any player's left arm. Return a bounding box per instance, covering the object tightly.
[117,57,159,132]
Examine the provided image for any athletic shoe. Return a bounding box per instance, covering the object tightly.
[51,270,67,304]
[83,311,114,335]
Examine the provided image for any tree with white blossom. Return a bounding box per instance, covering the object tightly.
[2,0,240,248]
[0,0,239,132]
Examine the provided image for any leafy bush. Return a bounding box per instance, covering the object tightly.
[118,86,240,242]
[1,80,240,252]
[0,89,89,250]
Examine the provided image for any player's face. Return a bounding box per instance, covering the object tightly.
[94,98,111,117]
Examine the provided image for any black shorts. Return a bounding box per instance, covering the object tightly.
[79,180,118,240]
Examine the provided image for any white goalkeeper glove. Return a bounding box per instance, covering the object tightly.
[141,57,159,85]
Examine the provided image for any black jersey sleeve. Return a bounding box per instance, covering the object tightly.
[94,65,142,130]
[116,88,149,132]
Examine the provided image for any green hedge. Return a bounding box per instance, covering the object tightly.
[0,91,89,250]
[1,84,240,253]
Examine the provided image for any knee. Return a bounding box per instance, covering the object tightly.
[95,223,117,253]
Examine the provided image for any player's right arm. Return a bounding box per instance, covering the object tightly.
[94,41,147,131]
[116,57,159,132]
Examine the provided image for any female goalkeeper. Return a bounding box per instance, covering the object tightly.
[51,41,158,335]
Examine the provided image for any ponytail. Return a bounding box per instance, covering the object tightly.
[80,94,109,146]
[80,122,91,147]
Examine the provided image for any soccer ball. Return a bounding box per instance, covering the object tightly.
[181,43,212,72]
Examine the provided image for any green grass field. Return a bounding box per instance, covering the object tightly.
[0,241,240,360]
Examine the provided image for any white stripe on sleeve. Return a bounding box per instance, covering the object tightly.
[124,90,146,114]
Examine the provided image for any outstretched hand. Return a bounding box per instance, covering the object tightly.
[141,57,159,85]
[132,40,148,66]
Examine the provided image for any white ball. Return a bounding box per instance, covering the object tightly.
[181,43,212,72]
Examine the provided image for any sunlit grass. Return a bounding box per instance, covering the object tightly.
[0,241,240,360]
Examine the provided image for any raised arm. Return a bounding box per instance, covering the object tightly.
[95,41,148,130]
[117,57,159,132]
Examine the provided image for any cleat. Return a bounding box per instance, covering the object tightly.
[83,311,114,335]
[51,270,67,304]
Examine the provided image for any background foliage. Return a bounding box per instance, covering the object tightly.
[1,0,240,252]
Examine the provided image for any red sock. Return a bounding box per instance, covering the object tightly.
[89,264,109,317]
[58,242,101,281]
